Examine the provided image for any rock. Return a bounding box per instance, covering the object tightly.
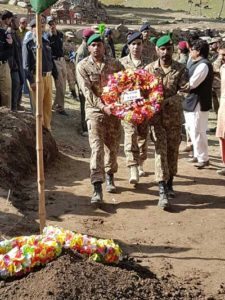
[8,0,17,4]
[17,1,27,7]
[0,0,9,3]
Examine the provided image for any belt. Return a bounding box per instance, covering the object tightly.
[42,71,52,77]
[0,60,7,65]
[54,57,64,61]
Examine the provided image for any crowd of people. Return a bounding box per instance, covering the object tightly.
[0,9,224,210]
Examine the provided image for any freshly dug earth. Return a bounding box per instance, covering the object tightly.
[0,108,58,189]
[0,250,205,300]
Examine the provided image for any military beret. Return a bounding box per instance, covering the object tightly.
[105,28,112,36]
[29,18,36,28]
[46,16,55,24]
[178,41,188,50]
[140,24,150,32]
[156,35,173,48]
[127,31,143,44]
[150,36,157,45]
[83,28,95,38]
[87,33,103,46]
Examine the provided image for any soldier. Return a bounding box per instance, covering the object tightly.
[77,33,124,204]
[76,28,95,136]
[104,28,115,58]
[140,24,157,65]
[46,16,67,115]
[0,10,13,108]
[23,19,58,130]
[64,31,77,99]
[17,17,28,42]
[145,35,189,209]
[120,31,149,184]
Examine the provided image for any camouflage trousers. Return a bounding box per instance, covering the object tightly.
[212,87,220,115]
[87,115,121,184]
[122,119,149,167]
[66,61,76,92]
[150,124,181,182]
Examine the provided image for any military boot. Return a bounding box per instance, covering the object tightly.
[138,163,145,177]
[167,176,175,198]
[106,174,116,193]
[91,182,103,204]
[158,181,170,209]
[129,165,139,184]
[70,89,77,99]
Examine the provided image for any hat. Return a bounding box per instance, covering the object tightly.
[87,33,103,46]
[104,28,112,36]
[127,31,143,44]
[150,36,157,45]
[178,41,188,50]
[83,28,95,38]
[46,16,55,24]
[65,31,75,38]
[208,37,221,44]
[140,24,150,32]
[29,18,36,28]
[156,35,173,48]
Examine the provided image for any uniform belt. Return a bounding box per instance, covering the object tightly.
[42,71,52,77]
[0,60,7,65]
[54,57,64,61]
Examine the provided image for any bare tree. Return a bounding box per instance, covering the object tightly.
[218,0,225,18]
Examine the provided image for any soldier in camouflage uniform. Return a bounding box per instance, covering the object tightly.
[120,31,149,185]
[76,28,95,136]
[77,33,124,204]
[140,24,157,65]
[145,35,189,209]
[64,32,77,99]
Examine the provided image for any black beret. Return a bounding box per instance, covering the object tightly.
[127,31,143,45]
[140,24,150,32]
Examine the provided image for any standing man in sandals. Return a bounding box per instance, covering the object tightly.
[120,31,149,185]
[145,35,189,209]
[46,16,67,116]
[77,34,124,205]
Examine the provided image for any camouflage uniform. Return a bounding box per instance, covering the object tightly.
[64,40,76,92]
[212,55,222,114]
[77,55,124,183]
[142,40,158,65]
[120,54,149,167]
[145,59,189,181]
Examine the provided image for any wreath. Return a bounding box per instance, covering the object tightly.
[101,69,164,124]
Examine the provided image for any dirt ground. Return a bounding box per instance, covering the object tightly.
[0,90,224,299]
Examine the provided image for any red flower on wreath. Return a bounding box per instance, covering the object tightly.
[101,69,164,124]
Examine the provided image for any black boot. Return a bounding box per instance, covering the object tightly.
[167,176,175,198]
[106,174,116,193]
[158,181,170,209]
[70,89,77,99]
[91,182,103,204]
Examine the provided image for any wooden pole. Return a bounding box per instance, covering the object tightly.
[36,13,46,233]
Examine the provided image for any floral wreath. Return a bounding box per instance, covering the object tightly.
[101,69,164,124]
[0,226,122,278]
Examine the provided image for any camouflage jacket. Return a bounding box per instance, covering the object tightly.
[145,59,189,127]
[63,41,76,62]
[212,55,223,90]
[75,41,89,65]
[142,40,158,65]
[77,55,124,120]
[119,53,147,70]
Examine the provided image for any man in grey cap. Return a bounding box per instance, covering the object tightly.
[140,23,157,64]
[120,31,149,184]
[46,16,67,115]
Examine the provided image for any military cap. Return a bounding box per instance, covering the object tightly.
[140,24,150,32]
[29,18,36,28]
[46,16,55,24]
[127,31,143,44]
[178,41,188,50]
[87,33,103,46]
[65,31,75,38]
[83,28,95,38]
[156,35,173,48]
[208,37,222,44]
[105,28,112,36]
[150,36,157,45]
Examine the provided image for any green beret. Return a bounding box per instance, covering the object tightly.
[156,35,173,48]
[150,36,157,45]
[87,33,103,46]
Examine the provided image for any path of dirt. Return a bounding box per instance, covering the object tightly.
[0,93,224,299]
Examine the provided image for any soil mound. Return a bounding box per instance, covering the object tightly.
[0,108,58,189]
[0,250,205,299]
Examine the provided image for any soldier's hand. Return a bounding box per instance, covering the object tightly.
[30,83,36,91]
[103,105,112,116]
